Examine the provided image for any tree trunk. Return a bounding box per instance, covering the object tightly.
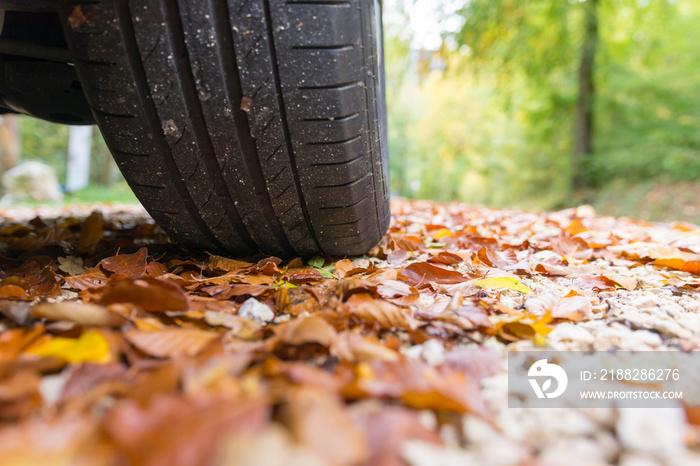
[573,0,598,189]
[65,125,93,193]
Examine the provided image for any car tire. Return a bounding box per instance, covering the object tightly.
[58,0,389,257]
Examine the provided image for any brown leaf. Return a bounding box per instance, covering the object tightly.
[100,248,148,279]
[526,293,591,321]
[573,275,617,292]
[533,262,570,276]
[280,387,368,466]
[427,251,464,265]
[103,395,269,466]
[399,262,468,286]
[331,332,399,363]
[207,255,253,273]
[343,358,488,416]
[63,267,109,291]
[287,268,323,285]
[333,259,356,279]
[350,402,442,466]
[274,315,337,347]
[202,284,273,300]
[550,235,593,261]
[477,247,518,269]
[124,328,220,358]
[346,294,417,330]
[99,277,188,312]
[146,261,168,278]
[601,272,637,291]
[387,249,410,266]
[376,280,420,306]
[31,302,125,327]
[29,267,61,299]
[77,212,104,255]
[0,284,32,301]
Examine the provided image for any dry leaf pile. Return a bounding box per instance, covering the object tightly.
[2,199,700,465]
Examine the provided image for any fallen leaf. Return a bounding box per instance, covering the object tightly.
[208,255,252,273]
[0,284,32,301]
[57,256,84,276]
[331,332,399,363]
[350,402,442,466]
[343,358,488,416]
[274,314,337,347]
[472,276,532,294]
[31,302,125,327]
[76,212,103,255]
[280,386,368,466]
[124,328,220,358]
[333,259,356,279]
[526,293,591,321]
[399,262,468,287]
[100,248,148,279]
[25,330,112,364]
[99,277,188,312]
[63,267,109,291]
[346,294,417,330]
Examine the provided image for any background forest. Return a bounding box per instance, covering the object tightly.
[386,0,700,222]
[8,0,700,222]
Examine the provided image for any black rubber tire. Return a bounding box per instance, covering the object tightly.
[58,0,390,257]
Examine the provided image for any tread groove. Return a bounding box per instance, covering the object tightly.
[315,172,370,189]
[298,81,362,91]
[275,183,292,200]
[263,0,321,252]
[212,0,296,254]
[303,112,359,122]
[114,0,223,249]
[266,143,283,162]
[311,153,363,167]
[307,134,361,146]
[291,44,354,51]
[163,0,259,251]
[319,197,367,210]
[322,211,371,227]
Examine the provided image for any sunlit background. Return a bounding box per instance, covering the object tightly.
[2,0,700,223]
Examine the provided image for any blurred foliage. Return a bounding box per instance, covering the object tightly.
[18,116,126,190]
[386,0,700,216]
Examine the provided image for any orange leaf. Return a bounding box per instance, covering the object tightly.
[0,284,32,301]
[333,259,356,279]
[63,267,109,291]
[399,262,467,286]
[99,277,188,312]
[124,328,220,358]
[346,293,416,330]
[100,248,148,279]
[280,386,368,465]
[77,212,104,255]
[343,358,488,416]
[274,314,337,347]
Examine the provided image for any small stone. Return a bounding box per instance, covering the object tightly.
[238,298,275,324]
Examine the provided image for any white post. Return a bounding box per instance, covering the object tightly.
[65,125,93,193]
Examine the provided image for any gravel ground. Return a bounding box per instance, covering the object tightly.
[3,199,700,465]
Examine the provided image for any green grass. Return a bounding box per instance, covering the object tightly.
[1,182,139,208]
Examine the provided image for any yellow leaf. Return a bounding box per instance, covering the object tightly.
[472,276,532,294]
[26,330,111,364]
[433,228,453,240]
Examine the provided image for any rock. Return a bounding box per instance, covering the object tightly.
[1,161,63,202]
[238,297,275,324]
